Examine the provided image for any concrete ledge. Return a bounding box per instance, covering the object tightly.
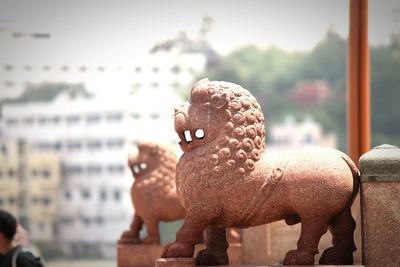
[360,144,400,182]
[118,243,242,267]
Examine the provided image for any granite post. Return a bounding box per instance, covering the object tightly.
[359,144,400,267]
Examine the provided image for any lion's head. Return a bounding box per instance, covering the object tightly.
[174,79,265,187]
[128,142,177,191]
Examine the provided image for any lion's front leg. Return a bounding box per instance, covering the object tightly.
[162,213,209,258]
[118,214,143,244]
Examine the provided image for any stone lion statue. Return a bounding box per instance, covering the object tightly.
[162,79,359,265]
[118,142,185,245]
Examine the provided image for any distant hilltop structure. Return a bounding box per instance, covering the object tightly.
[288,80,330,107]
[0,16,218,99]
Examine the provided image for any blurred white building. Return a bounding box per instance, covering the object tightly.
[0,19,215,257]
[1,87,182,257]
[268,115,337,150]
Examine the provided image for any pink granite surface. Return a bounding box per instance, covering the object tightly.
[362,183,400,267]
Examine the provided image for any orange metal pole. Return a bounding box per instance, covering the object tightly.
[348,0,371,163]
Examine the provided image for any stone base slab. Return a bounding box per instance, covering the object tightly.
[117,243,242,267]
[155,258,195,267]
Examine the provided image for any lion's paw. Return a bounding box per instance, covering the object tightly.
[319,247,353,265]
[161,242,194,258]
[283,249,315,265]
[118,230,141,244]
[195,248,229,266]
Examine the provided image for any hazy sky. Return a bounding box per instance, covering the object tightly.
[0,0,399,66]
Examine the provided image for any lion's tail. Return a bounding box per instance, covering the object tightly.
[341,152,360,207]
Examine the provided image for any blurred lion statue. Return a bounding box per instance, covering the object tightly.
[119,142,185,244]
[162,79,359,265]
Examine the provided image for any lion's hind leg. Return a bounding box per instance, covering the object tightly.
[195,226,229,266]
[283,217,329,265]
[319,205,356,264]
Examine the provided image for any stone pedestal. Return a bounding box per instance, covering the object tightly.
[359,144,400,267]
[118,244,164,267]
[155,258,195,267]
[118,242,242,267]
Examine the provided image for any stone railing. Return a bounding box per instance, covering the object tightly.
[359,144,400,267]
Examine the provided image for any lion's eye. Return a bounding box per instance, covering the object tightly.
[140,162,147,170]
[195,129,205,139]
[133,165,140,174]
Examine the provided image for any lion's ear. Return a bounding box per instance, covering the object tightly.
[210,92,228,109]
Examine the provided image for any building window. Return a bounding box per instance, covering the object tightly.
[3,64,13,71]
[81,189,91,200]
[6,118,18,126]
[31,169,38,177]
[0,198,3,206]
[87,165,102,175]
[106,112,122,122]
[107,138,123,149]
[67,140,82,151]
[8,169,15,178]
[0,171,3,178]
[60,217,73,224]
[66,115,80,125]
[51,116,61,124]
[38,116,47,125]
[64,165,82,176]
[82,217,91,226]
[88,140,102,150]
[9,197,15,205]
[171,65,180,74]
[134,67,142,73]
[86,114,101,124]
[39,223,46,232]
[43,169,51,178]
[43,197,51,206]
[32,196,39,204]
[37,142,51,150]
[108,164,125,174]
[0,145,6,156]
[64,191,72,201]
[131,113,141,119]
[150,113,160,120]
[114,190,121,202]
[152,67,159,73]
[100,190,107,201]
[53,141,62,151]
[23,117,34,125]
[171,81,181,89]
[132,82,141,90]
[96,216,104,225]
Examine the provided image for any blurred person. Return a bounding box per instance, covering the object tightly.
[0,209,44,267]
[12,225,30,248]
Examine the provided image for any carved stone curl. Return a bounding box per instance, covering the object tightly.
[162,79,359,265]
